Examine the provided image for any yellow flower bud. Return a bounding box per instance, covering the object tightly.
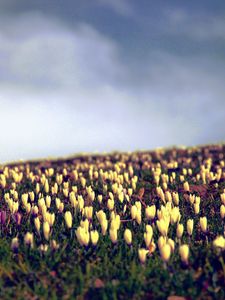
[84,206,93,220]
[158,236,167,250]
[128,188,133,197]
[182,168,187,176]
[172,192,179,206]
[59,202,64,213]
[25,203,31,214]
[80,219,89,232]
[220,205,225,219]
[118,192,124,203]
[213,236,225,249]
[46,196,51,208]
[29,191,35,202]
[101,219,108,236]
[32,205,39,216]
[63,188,69,198]
[124,229,132,245]
[64,211,72,229]
[50,239,59,250]
[200,216,207,233]
[188,168,192,176]
[187,219,194,236]
[48,213,55,227]
[179,244,189,263]
[44,180,49,193]
[138,248,148,263]
[144,231,152,247]
[56,174,63,185]
[24,232,34,248]
[55,198,61,210]
[107,199,114,211]
[34,217,41,232]
[90,230,99,246]
[96,210,106,224]
[38,198,45,209]
[176,223,184,239]
[51,183,58,195]
[183,181,189,192]
[135,201,141,211]
[39,244,48,252]
[109,228,118,244]
[80,177,86,188]
[110,215,120,231]
[131,205,137,220]
[97,195,103,204]
[145,205,156,220]
[194,203,200,215]
[13,201,19,214]
[157,219,169,236]
[195,196,201,205]
[170,207,181,224]
[11,237,19,251]
[36,183,40,194]
[43,221,50,240]
[22,193,28,205]
[82,231,90,246]
[110,211,116,221]
[76,227,89,246]
[136,210,142,225]
[69,191,76,201]
[180,175,184,182]
[220,193,225,205]
[78,196,84,211]
[168,238,175,252]
[189,194,195,205]
[160,244,171,262]
[146,224,153,234]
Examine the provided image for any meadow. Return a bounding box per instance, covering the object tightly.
[0,144,225,299]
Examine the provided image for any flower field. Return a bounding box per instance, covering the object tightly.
[0,145,225,299]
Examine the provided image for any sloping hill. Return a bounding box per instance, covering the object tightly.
[0,144,225,299]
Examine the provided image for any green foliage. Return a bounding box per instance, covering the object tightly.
[0,145,225,299]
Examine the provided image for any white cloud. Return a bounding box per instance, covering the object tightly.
[96,0,133,17]
[0,13,124,91]
[0,12,224,163]
[164,8,225,40]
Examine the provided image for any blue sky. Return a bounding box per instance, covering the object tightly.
[0,1,225,162]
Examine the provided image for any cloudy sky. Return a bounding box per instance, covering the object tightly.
[0,1,225,162]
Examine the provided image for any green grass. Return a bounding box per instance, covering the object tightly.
[0,145,225,299]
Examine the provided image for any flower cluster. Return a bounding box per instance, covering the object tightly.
[0,145,224,268]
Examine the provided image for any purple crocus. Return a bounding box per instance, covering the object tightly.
[13,212,22,225]
[0,211,7,225]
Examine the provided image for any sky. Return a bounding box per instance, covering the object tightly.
[0,0,225,163]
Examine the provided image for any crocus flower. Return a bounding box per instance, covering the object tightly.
[187,219,194,236]
[160,244,171,262]
[24,232,34,248]
[0,211,7,225]
[138,248,148,263]
[176,223,184,239]
[11,237,19,252]
[145,205,156,220]
[109,228,118,244]
[64,211,73,229]
[124,229,132,245]
[90,230,99,246]
[43,222,50,240]
[200,216,207,233]
[179,244,189,264]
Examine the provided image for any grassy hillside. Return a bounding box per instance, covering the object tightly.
[0,144,225,299]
